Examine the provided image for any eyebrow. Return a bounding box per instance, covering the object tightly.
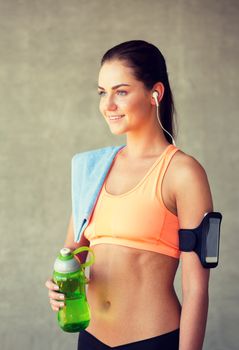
[98,83,131,90]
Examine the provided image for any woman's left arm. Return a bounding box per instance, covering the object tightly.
[174,154,214,350]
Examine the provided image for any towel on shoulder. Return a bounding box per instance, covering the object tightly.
[71,144,125,242]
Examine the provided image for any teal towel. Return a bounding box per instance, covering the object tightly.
[71,144,126,242]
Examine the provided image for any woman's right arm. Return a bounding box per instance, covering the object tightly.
[45,213,90,312]
[64,213,90,263]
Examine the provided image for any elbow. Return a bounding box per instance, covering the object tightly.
[182,262,210,299]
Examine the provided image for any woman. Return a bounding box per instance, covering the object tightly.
[46,40,213,349]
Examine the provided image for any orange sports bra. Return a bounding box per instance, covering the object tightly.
[84,144,181,259]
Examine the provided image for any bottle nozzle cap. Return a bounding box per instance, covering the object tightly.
[60,248,71,256]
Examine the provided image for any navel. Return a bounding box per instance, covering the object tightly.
[104,300,111,310]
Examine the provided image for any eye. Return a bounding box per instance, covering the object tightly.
[98,90,128,97]
[117,90,127,96]
[98,90,106,97]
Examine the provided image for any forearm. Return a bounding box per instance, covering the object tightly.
[64,213,90,263]
[179,290,209,350]
[64,234,90,263]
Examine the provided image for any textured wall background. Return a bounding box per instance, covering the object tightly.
[1,0,238,349]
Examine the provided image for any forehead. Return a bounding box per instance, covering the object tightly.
[98,60,138,86]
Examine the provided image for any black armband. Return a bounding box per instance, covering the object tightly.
[179,212,222,268]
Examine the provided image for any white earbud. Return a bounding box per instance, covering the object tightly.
[152,90,176,146]
[152,91,159,107]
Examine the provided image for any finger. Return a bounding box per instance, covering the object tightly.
[48,291,65,301]
[49,298,65,309]
[45,278,59,291]
[51,305,59,312]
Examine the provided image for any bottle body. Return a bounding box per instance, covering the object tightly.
[52,247,95,333]
[53,269,90,332]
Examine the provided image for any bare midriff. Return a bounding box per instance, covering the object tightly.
[86,243,181,347]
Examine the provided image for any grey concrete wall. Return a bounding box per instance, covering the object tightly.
[1,0,238,349]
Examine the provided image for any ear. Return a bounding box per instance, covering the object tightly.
[151,82,165,106]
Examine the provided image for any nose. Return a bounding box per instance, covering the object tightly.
[104,95,117,111]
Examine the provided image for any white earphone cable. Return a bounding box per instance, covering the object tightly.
[155,103,176,146]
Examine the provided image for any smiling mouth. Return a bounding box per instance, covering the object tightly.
[108,115,125,120]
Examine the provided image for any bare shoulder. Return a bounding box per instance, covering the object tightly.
[170,149,213,227]
[171,149,208,183]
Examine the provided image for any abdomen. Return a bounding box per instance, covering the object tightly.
[86,243,181,346]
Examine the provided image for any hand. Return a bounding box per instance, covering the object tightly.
[45,277,65,312]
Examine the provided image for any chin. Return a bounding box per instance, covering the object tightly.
[109,129,127,136]
[107,123,128,135]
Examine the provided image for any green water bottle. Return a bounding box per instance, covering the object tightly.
[53,246,95,333]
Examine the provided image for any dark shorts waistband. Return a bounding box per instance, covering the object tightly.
[78,328,179,349]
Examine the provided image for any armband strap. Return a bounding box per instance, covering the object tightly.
[179,229,197,251]
[178,221,204,257]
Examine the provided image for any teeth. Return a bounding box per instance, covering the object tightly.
[109,115,124,120]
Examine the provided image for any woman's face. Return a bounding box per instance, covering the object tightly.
[98,60,153,135]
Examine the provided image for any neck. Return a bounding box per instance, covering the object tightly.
[123,127,170,160]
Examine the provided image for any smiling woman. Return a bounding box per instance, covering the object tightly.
[45,40,215,350]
